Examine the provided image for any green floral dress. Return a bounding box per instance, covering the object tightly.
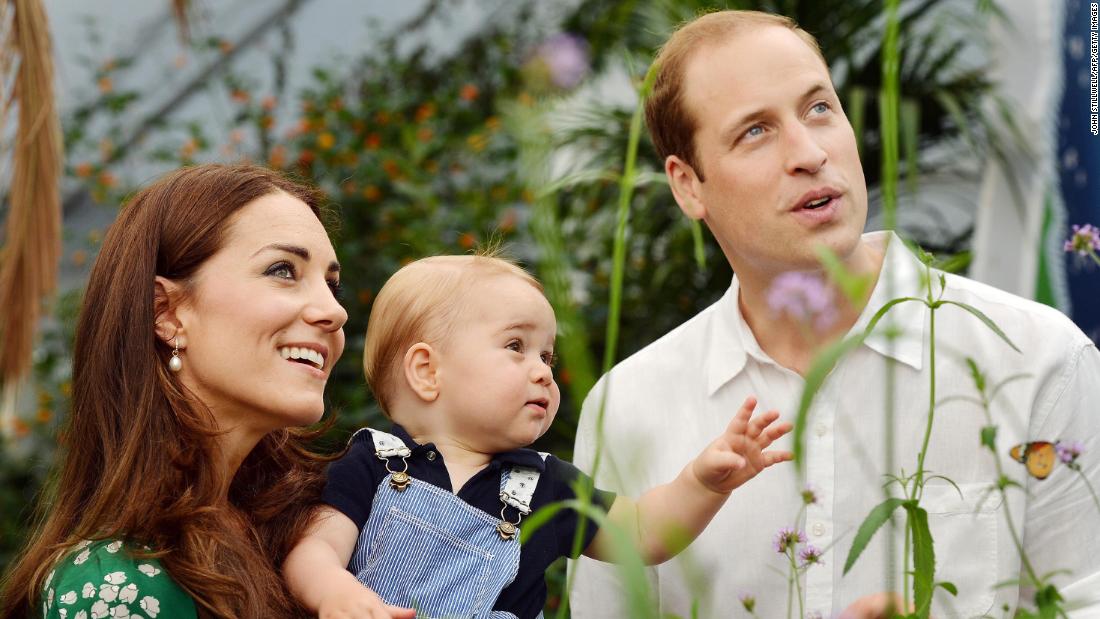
[41,540,196,619]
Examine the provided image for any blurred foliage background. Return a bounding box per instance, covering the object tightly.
[0,0,1008,608]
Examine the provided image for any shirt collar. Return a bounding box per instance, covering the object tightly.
[388,423,547,472]
[850,230,927,371]
[706,231,926,395]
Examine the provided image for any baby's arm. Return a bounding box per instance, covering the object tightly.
[284,506,416,619]
[585,396,791,565]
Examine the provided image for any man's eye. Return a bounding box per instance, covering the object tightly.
[811,102,830,115]
[266,262,295,279]
[744,125,764,139]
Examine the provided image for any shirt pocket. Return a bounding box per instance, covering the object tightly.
[921,482,1002,619]
[361,506,495,618]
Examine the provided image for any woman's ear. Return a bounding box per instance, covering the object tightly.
[402,343,440,403]
[153,276,184,344]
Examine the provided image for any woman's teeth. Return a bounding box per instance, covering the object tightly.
[278,346,324,369]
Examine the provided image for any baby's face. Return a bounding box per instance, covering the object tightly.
[434,274,560,453]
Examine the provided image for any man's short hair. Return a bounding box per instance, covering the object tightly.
[644,10,827,181]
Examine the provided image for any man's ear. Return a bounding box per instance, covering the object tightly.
[153,276,184,345]
[402,343,440,403]
[665,155,707,220]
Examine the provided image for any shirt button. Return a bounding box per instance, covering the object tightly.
[426,451,436,461]
[812,522,826,537]
[814,423,827,437]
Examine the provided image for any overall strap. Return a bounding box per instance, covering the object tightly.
[362,428,412,458]
[499,452,549,515]
[354,428,413,491]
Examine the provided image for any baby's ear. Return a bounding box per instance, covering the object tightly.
[403,343,439,402]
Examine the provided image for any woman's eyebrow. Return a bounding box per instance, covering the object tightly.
[253,243,340,273]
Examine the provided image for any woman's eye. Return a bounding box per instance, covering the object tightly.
[266,262,296,280]
[328,280,344,300]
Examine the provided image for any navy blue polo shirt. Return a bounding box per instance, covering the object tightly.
[322,424,616,619]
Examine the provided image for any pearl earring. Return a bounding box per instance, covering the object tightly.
[169,337,182,372]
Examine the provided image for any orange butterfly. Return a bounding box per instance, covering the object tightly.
[1009,441,1057,480]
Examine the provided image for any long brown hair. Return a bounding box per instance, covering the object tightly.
[1,164,337,618]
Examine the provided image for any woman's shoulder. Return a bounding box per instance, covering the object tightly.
[42,539,197,619]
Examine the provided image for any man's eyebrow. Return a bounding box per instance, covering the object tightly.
[720,82,835,145]
[253,243,341,273]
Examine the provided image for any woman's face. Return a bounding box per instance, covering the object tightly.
[172,191,347,433]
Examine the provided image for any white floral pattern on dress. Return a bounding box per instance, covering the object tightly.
[59,609,68,618]
[59,590,77,604]
[98,584,119,603]
[73,549,91,565]
[90,599,109,619]
[75,611,88,619]
[103,572,127,585]
[118,583,138,604]
[82,582,96,598]
[109,604,129,618]
[104,541,123,554]
[136,564,160,578]
[139,596,160,617]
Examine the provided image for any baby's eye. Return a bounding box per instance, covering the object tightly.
[265,261,296,280]
[507,340,524,353]
[540,351,557,367]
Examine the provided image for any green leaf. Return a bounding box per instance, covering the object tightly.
[1034,583,1064,619]
[906,503,936,618]
[939,300,1021,353]
[794,334,865,469]
[980,425,998,451]
[965,357,985,394]
[520,502,567,544]
[815,245,874,305]
[843,497,906,575]
[936,581,958,596]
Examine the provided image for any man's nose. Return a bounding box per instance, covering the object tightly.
[783,122,828,175]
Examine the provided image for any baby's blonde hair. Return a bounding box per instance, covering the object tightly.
[363,253,543,418]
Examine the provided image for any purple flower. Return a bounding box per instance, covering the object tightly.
[766,272,837,331]
[773,526,806,554]
[798,544,825,567]
[1056,440,1084,464]
[1064,224,1100,256]
[801,483,821,505]
[534,33,590,90]
[738,593,756,613]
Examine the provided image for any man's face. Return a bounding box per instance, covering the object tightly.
[673,26,868,276]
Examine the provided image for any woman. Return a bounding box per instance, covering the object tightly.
[0,164,348,618]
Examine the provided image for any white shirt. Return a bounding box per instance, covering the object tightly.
[570,231,1100,618]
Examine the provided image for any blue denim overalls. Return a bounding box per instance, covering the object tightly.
[348,429,545,619]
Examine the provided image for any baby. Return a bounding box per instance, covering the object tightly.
[284,254,793,619]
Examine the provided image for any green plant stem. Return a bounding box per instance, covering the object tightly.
[1088,249,1100,267]
[1073,467,1100,516]
[787,549,804,619]
[557,62,659,619]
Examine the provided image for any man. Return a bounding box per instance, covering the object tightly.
[570,10,1100,618]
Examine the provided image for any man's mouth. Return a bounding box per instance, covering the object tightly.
[279,346,325,371]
